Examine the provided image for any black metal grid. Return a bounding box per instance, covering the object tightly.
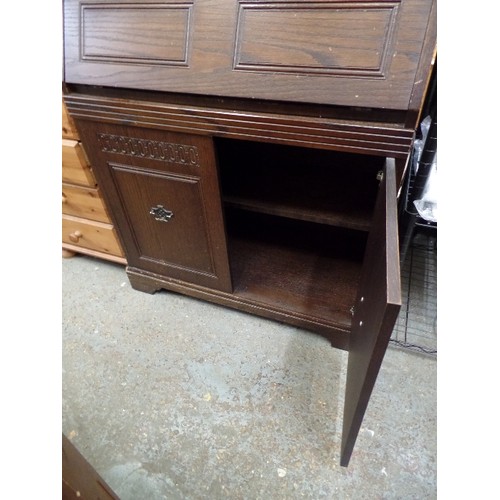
[391,229,437,355]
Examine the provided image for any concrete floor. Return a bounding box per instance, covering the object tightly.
[62,254,436,499]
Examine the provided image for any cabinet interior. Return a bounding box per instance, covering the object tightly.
[215,138,384,332]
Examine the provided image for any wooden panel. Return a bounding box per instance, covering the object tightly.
[62,214,125,257]
[110,165,222,277]
[406,0,436,127]
[64,92,415,160]
[62,182,111,223]
[218,138,383,231]
[226,210,366,339]
[62,139,96,186]
[81,2,192,66]
[340,158,401,467]
[62,99,79,140]
[234,2,397,77]
[63,0,437,109]
[62,434,119,499]
[74,121,233,292]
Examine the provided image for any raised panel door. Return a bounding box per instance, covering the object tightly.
[63,0,436,109]
[74,121,233,292]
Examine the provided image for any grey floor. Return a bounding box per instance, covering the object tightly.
[62,233,437,499]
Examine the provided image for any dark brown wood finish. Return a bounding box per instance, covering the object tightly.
[66,83,410,124]
[126,250,356,350]
[62,434,119,499]
[217,138,384,231]
[64,91,415,160]
[64,0,435,110]
[405,0,437,127]
[226,211,366,337]
[63,0,436,468]
[75,121,233,292]
[340,158,402,466]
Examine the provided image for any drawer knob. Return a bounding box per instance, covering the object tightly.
[69,230,82,243]
[62,194,67,204]
[150,205,174,222]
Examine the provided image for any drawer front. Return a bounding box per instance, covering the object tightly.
[62,183,111,223]
[62,214,124,257]
[62,139,96,186]
[63,0,435,109]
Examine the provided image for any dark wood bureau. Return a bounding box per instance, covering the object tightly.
[63,0,436,466]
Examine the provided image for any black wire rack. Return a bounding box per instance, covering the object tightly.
[391,229,437,355]
[392,63,437,355]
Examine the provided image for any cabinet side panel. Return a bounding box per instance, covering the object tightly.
[340,158,401,466]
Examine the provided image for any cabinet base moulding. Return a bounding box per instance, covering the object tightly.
[126,266,351,351]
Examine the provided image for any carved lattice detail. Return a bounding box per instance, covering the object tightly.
[98,133,200,167]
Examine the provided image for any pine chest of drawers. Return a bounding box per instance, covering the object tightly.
[62,99,126,263]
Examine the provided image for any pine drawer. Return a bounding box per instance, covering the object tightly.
[62,139,96,187]
[62,214,125,259]
[62,183,111,223]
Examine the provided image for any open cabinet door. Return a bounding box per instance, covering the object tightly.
[340,158,402,466]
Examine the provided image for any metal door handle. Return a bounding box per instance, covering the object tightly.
[150,205,174,222]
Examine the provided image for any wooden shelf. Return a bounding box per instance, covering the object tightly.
[224,194,373,232]
[217,138,384,232]
[226,210,367,331]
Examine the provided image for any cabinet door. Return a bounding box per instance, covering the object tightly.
[76,122,232,293]
[341,158,402,466]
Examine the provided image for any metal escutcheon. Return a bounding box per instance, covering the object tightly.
[150,205,174,222]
